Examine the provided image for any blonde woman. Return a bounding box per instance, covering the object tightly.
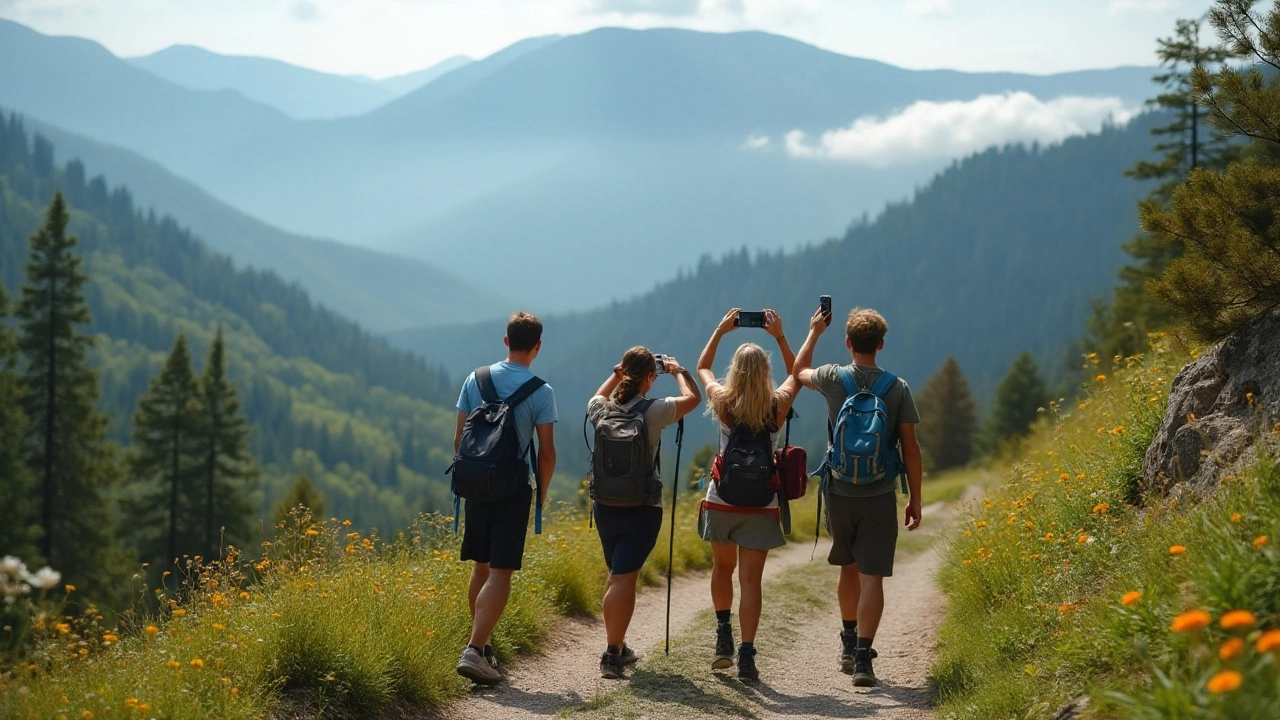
[695,308,800,681]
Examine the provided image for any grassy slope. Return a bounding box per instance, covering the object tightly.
[933,341,1280,719]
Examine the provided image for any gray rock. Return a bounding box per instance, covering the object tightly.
[1143,309,1280,498]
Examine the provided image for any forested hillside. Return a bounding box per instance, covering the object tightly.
[394,114,1160,476]
[0,114,462,531]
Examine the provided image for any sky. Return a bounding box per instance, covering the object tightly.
[0,0,1196,79]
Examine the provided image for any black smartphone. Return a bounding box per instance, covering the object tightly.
[735,311,767,328]
[654,353,669,374]
[820,295,832,322]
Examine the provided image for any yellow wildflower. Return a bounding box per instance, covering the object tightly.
[190,658,205,668]
[172,609,186,617]
[1093,503,1109,514]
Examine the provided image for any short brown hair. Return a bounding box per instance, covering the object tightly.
[506,312,543,352]
[846,308,888,354]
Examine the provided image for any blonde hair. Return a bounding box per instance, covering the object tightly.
[613,346,655,404]
[846,308,888,354]
[706,343,775,433]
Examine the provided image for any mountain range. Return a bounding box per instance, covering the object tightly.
[0,19,1157,310]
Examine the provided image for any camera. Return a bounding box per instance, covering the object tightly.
[735,311,767,328]
[654,353,669,374]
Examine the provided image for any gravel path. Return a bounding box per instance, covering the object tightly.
[445,498,961,719]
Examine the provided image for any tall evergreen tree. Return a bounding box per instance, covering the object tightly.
[1091,15,1241,359]
[271,474,327,528]
[0,282,38,560]
[128,334,203,567]
[195,327,258,558]
[984,352,1050,446]
[16,192,118,591]
[916,356,978,472]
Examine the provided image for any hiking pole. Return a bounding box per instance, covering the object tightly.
[665,417,684,656]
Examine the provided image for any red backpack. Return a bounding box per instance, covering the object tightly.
[775,409,808,500]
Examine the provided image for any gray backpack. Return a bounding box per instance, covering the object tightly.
[589,398,661,507]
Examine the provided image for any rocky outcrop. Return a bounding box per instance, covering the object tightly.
[1143,309,1280,498]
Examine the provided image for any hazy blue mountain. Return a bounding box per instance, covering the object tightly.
[373,56,473,96]
[19,111,511,333]
[390,115,1159,475]
[130,46,472,119]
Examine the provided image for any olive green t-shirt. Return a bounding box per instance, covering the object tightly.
[812,364,920,498]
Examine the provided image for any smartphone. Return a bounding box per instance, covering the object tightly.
[735,311,767,328]
[820,295,832,322]
[654,353,669,374]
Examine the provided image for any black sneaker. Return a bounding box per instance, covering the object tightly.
[852,647,878,687]
[737,643,759,681]
[839,631,857,674]
[620,644,640,666]
[712,623,735,670]
[600,651,626,680]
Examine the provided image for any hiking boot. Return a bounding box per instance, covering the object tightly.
[852,647,879,687]
[456,646,502,685]
[620,643,640,666]
[483,644,499,670]
[600,651,626,680]
[737,643,759,682]
[712,623,735,670]
[839,631,857,674]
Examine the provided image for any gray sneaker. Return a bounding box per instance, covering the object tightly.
[457,646,502,685]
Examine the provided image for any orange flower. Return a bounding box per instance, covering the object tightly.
[1221,610,1257,631]
[190,658,205,668]
[1256,629,1280,653]
[64,584,75,593]
[239,591,250,600]
[171,609,186,618]
[1078,535,1090,544]
[1121,591,1142,607]
[1058,603,1075,614]
[166,660,181,669]
[145,625,158,638]
[1096,374,1107,382]
[1206,669,1243,694]
[1219,637,1245,661]
[1170,609,1212,633]
[1169,545,1186,556]
[1093,503,1109,514]
[1229,512,1242,523]
[1253,535,1268,548]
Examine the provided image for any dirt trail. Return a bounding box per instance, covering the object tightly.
[446,497,963,719]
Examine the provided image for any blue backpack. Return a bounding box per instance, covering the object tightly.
[823,367,905,492]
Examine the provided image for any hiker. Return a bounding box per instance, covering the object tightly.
[695,308,801,681]
[587,347,701,679]
[451,312,559,685]
[793,306,923,688]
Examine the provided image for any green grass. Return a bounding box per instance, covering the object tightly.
[932,341,1280,720]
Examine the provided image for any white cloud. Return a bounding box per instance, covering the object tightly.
[289,0,319,22]
[782,92,1138,166]
[742,134,770,150]
[1107,0,1179,15]
[904,0,954,17]
[583,0,703,17]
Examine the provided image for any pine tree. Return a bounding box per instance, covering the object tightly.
[916,356,978,472]
[16,192,119,592]
[271,474,327,528]
[127,334,203,568]
[0,282,38,560]
[1090,15,1241,359]
[984,352,1050,446]
[195,327,258,559]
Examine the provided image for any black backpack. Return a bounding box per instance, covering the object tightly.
[449,366,545,503]
[589,398,660,507]
[715,419,778,508]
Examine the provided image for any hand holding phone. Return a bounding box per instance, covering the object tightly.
[820,295,832,327]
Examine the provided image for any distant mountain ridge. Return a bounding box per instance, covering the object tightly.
[129,46,473,119]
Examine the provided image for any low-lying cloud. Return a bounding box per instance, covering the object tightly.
[780,92,1137,166]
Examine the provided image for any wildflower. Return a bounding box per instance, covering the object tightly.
[230,688,239,695]
[239,591,250,600]
[1220,610,1257,631]
[1058,603,1075,614]
[124,698,138,709]
[1253,535,1268,548]
[1219,638,1245,661]
[963,530,972,537]
[1096,375,1106,382]
[1206,670,1243,694]
[1059,473,1070,481]
[1171,609,1212,633]
[102,633,118,643]
[1169,545,1186,556]
[64,584,75,593]
[145,625,158,638]
[1110,426,1125,435]
[55,622,70,634]
[172,608,186,617]
[82,712,94,719]
[1093,503,1109,514]
[1256,629,1280,653]
[1230,513,1242,523]
[1044,532,1055,541]
[1078,535,1090,544]
[212,623,225,631]
[974,521,988,528]
[166,660,181,669]
[342,520,352,526]
[190,658,205,668]
[1121,591,1142,607]
[305,529,319,537]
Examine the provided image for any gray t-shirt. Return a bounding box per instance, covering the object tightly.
[812,364,920,498]
[588,394,679,507]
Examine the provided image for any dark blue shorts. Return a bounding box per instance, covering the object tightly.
[461,485,533,571]
[594,503,664,576]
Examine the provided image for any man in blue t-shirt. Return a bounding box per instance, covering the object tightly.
[453,312,558,685]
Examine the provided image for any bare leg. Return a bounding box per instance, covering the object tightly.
[603,570,641,649]
[838,564,860,625]
[710,542,738,611]
[467,568,514,648]
[468,562,490,618]
[736,548,769,643]
[856,573,886,639]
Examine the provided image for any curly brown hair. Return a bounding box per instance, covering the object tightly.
[613,346,656,404]
[846,308,888,354]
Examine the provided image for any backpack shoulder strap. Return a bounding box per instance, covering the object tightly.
[474,366,499,404]
[633,397,657,416]
[504,375,547,409]
[869,372,898,399]
[835,366,858,397]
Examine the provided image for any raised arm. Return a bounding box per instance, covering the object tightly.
[593,364,624,400]
[793,306,829,389]
[697,308,739,392]
[763,309,796,374]
[662,355,702,418]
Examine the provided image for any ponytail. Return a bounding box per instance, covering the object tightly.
[612,346,656,405]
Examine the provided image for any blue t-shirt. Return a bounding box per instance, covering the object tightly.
[455,362,559,462]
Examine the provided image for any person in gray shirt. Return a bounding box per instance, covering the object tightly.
[793,305,923,689]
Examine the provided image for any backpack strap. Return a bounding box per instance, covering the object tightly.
[474,366,499,404]
[835,366,858,397]
[869,371,897,399]
[504,375,547,409]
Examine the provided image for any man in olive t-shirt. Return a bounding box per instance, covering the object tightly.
[793,306,923,689]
